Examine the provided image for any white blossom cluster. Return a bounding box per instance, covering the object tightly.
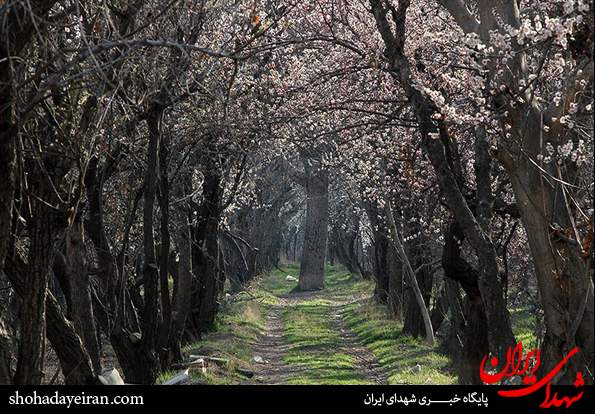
[537,139,588,165]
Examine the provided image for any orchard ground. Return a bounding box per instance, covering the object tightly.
[157,263,536,385]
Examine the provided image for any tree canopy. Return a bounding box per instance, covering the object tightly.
[0,0,592,386]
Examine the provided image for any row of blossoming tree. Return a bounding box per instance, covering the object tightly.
[0,0,592,385]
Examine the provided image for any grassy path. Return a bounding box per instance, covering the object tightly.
[250,296,303,384]
[251,287,389,385]
[180,263,457,385]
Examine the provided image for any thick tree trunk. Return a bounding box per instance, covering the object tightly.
[331,224,361,275]
[442,221,489,384]
[84,154,144,384]
[84,156,120,314]
[157,125,172,371]
[402,216,433,337]
[65,219,101,373]
[5,250,97,385]
[363,200,390,303]
[372,234,389,303]
[136,111,163,384]
[188,143,223,338]
[461,291,489,385]
[197,213,222,333]
[45,293,97,385]
[441,278,466,363]
[169,184,193,362]
[499,109,594,384]
[0,128,16,384]
[299,156,329,291]
[0,2,58,264]
[0,131,16,285]
[0,1,60,382]
[402,271,432,338]
[440,0,594,383]
[14,182,68,384]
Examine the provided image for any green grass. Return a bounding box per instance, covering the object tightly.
[342,298,457,385]
[158,262,538,385]
[257,265,372,384]
[283,299,339,350]
[261,262,373,297]
[155,370,178,385]
[192,296,266,360]
[284,353,368,385]
[510,307,541,350]
[255,262,300,295]
[324,265,374,294]
[271,264,457,385]
[170,279,274,384]
[281,297,371,385]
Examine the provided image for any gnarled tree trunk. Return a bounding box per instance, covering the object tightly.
[499,108,594,384]
[369,0,516,369]
[188,139,224,338]
[0,0,60,384]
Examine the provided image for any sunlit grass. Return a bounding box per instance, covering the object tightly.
[155,370,178,385]
[284,353,370,385]
[256,264,458,385]
[342,298,457,385]
[510,308,541,350]
[324,265,374,295]
[282,299,340,351]
[161,263,540,385]
[281,298,373,385]
[260,264,301,295]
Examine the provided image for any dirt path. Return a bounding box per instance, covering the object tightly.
[250,295,305,384]
[329,298,389,385]
[250,289,389,385]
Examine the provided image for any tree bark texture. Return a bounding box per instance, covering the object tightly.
[499,109,594,384]
[0,317,12,385]
[443,0,594,384]
[169,198,193,362]
[65,220,101,374]
[13,175,70,384]
[299,156,329,291]
[387,241,404,320]
[402,216,434,338]
[136,110,163,384]
[363,200,390,304]
[5,250,97,385]
[188,140,224,338]
[442,221,489,384]
[0,0,60,383]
